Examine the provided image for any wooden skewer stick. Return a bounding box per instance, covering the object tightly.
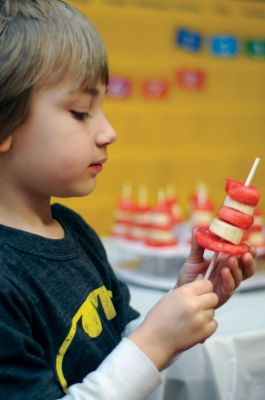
[139,185,148,207]
[245,157,260,187]
[122,182,132,201]
[204,252,219,280]
[157,188,166,204]
[204,157,260,280]
[197,182,207,207]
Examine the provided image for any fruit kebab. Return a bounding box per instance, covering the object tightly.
[190,182,214,229]
[194,158,261,280]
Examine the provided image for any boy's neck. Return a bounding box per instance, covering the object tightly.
[0,186,64,239]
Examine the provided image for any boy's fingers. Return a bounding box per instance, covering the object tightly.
[199,292,219,309]
[241,252,255,279]
[187,229,205,263]
[228,257,243,288]
[182,278,213,295]
[204,308,215,322]
[220,267,236,294]
[207,319,219,336]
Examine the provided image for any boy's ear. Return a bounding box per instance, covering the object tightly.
[0,135,13,153]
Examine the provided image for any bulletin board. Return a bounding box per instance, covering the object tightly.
[59,0,265,235]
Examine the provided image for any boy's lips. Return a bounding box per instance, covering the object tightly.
[89,157,107,167]
[88,158,107,173]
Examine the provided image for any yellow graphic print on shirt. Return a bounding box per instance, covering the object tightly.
[56,285,117,392]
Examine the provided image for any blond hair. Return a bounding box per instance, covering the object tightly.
[0,0,109,142]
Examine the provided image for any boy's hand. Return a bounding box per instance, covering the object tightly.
[129,279,218,370]
[177,230,256,307]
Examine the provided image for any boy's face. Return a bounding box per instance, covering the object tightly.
[9,79,117,198]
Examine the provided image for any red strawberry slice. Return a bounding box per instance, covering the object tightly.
[218,206,254,229]
[225,179,260,206]
[195,227,250,256]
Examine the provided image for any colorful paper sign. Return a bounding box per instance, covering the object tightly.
[246,39,265,58]
[141,79,169,98]
[176,69,205,90]
[210,35,239,57]
[176,28,202,52]
[107,77,131,98]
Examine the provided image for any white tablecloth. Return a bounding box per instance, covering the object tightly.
[128,285,265,400]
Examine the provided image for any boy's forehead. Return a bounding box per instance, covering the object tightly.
[67,83,107,97]
[38,80,107,101]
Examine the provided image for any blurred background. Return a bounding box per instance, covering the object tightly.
[59,0,265,236]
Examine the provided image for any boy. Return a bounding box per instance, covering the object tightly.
[0,1,255,399]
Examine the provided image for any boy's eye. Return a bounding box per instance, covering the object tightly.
[70,111,90,121]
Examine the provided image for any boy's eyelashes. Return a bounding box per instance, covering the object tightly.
[70,110,91,121]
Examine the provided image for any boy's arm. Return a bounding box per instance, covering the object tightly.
[59,338,161,400]
[59,278,218,400]
[0,275,217,400]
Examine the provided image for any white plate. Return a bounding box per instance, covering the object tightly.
[103,237,265,292]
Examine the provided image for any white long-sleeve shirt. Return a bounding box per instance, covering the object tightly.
[60,317,161,400]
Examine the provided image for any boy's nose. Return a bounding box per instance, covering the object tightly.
[96,112,117,147]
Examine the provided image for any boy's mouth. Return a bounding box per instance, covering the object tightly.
[88,158,107,173]
[89,164,102,173]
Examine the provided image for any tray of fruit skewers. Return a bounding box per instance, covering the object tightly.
[104,160,265,291]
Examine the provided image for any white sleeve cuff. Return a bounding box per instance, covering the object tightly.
[59,338,161,400]
[122,317,182,371]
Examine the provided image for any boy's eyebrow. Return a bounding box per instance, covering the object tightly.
[69,87,107,97]
[82,87,100,96]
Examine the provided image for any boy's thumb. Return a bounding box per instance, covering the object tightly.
[187,228,205,263]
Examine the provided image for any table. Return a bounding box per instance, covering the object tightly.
[128,285,265,400]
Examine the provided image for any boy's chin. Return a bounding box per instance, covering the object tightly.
[55,181,97,198]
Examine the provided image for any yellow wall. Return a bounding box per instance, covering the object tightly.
[58,0,265,235]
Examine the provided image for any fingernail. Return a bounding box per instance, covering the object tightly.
[243,252,252,262]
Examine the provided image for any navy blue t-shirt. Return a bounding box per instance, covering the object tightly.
[0,204,139,399]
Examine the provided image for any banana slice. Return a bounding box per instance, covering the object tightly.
[246,232,264,246]
[209,218,244,244]
[147,229,174,242]
[224,196,255,216]
[191,210,213,227]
